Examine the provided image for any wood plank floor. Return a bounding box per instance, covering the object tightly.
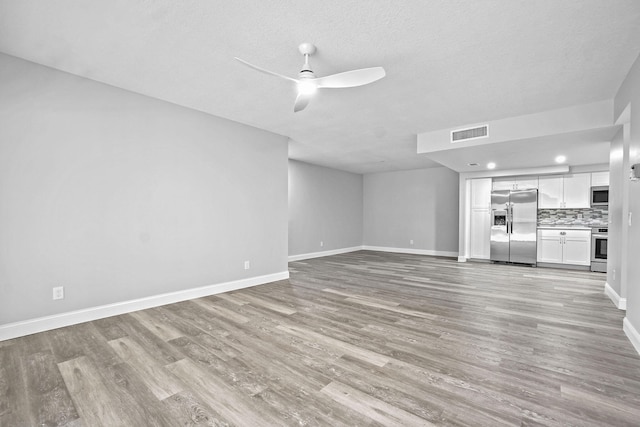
[1,251,640,426]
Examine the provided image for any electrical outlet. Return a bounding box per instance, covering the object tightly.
[320,241,324,247]
[244,261,250,270]
[53,286,64,300]
[613,269,616,280]
[410,239,414,245]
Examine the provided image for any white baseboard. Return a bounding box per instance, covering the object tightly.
[0,271,289,342]
[362,246,458,258]
[458,256,467,262]
[604,282,627,310]
[289,245,459,262]
[623,317,640,356]
[288,246,363,262]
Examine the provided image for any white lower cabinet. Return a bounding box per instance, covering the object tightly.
[469,178,492,259]
[537,229,591,266]
[470,208,491,259]
[537,233,563,263]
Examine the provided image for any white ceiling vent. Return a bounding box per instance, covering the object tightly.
[451,125,488,143]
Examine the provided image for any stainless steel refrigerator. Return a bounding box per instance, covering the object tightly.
[490,189,538,265]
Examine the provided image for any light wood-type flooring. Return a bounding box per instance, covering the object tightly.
[1,251,640,426]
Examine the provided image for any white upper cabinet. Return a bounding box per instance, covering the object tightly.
[591,171,609,186]
[538,173,590,209]
[514,177,539,190]
[538,176,564,208]
[471,178,492,209]
[563,173,591,208]
[492,176,538,191]
[492,178,514,191]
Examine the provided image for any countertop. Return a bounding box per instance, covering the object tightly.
[537,224,606,230]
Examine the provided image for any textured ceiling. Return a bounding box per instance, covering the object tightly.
[1,1,640,174]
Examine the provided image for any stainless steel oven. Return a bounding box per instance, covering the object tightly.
[591,227,608,272]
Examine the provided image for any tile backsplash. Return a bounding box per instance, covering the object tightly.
[538,208,608,226]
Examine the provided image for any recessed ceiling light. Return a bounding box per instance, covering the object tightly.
[467,162,479,166]
[487,162,496,169]
[555,155,566,164]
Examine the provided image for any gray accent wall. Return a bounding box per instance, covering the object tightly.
[363,167,459,254]
[288,160,363,257]
[614,51,640,335]
[0,54,288,325]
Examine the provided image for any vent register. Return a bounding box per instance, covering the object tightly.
[451,125,488,142]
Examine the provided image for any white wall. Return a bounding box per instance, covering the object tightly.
[0,54,288,329]
[417,101,612,154]
[288,160,363,259]
[363,167,459,256]
[606,127,627,304]
[614,51,640,352]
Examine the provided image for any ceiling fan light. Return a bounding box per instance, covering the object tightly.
[297,80,317,96]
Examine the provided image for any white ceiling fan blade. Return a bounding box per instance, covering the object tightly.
[293,91,312,112]
[315,67,386,89]
[234,57,298,83]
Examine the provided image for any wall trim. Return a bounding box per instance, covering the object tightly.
[288,246,363,262]
[457,256,467,262]
[289,246,460,261]
[604,282,627,310]
[623,317,640,356]
[362,246,458,258]
[0,271,289,342]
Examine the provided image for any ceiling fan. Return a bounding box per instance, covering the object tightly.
[235,43,386,112]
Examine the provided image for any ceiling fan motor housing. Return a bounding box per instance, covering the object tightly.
[298,69,315,79]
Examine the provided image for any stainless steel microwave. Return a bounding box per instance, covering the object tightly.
[590,186,609,207]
